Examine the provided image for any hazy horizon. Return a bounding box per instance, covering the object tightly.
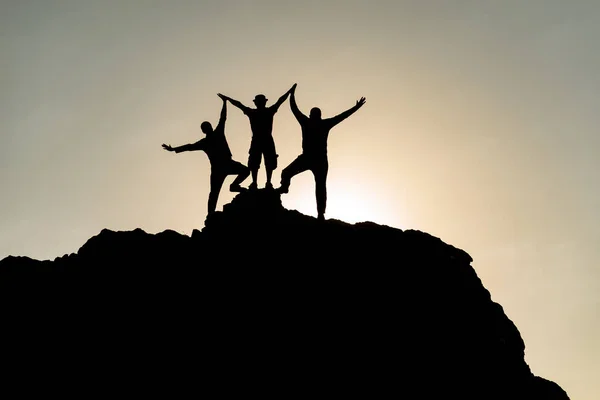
[2,1,599,398]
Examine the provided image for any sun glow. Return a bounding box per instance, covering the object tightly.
[281,176,405,227]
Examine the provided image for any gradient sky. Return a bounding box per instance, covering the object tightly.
[1,1,598,397]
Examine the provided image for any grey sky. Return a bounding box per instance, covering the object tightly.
[1,1,599,397]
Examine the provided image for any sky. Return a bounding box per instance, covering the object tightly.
[1,0,598,397]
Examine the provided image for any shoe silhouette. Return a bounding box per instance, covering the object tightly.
[276,184,289,194]
[230,184,247,193]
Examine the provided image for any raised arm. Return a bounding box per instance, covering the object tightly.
[216,96,227,131]
[218,93,249,113]
[289,85,307,122]
[270,84,295,111]
[327,97,366,128]
[162,140,205,153]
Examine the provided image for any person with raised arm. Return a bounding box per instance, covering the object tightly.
[162,95,250,216]
[277,83,366,221]
[218,84,295,190]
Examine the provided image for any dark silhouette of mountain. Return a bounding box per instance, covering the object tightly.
[0,189,569,399]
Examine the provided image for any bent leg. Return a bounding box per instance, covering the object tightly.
[208,170,226,214]
[313,159,329,220]
[278,154,310,193]
[227,160,250,191]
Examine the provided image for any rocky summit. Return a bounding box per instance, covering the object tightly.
[0,189,569,399]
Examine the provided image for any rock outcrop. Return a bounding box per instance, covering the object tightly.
[0,189,569,399]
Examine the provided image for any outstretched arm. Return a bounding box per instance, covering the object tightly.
[218,93,249,113]
[270,84,295,111]
[327,97,366,128]
[289,84,307,122]
[162,140,205,153]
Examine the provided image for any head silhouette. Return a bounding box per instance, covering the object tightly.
[310,107,322,120]
[201,121,213,134]
[253,94,268,109]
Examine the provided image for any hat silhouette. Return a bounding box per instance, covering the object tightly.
[253,94,268,103]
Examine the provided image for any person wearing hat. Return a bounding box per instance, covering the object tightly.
[218,84,295,190]
[162,95,250,216]
[277,84,366,221]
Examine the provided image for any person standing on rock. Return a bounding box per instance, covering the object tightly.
[162,95,250,216]
[277,84,366,221]
[218,84,295,190]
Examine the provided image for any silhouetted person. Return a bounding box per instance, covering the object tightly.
[218,84,295,190]
[162,96,250,215]
[277,84,366,221]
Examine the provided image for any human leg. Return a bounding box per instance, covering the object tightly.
[227,160,250,192]
[249,169,258,190]
[313,159,329,220]
[208,170,226,214]
[264,137,278,189]
[248,140,261,190]
[277,154,310,194]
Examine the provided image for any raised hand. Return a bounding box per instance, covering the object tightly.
[162,144,174,152]
[356,97,366,107]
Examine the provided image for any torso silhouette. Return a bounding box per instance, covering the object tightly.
[298,118,336,158]
[201,126,232,166]
[178,125,232,167]
[244,107,278,139]
[290,93,363,160]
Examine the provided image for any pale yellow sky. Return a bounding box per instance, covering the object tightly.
[1,1,599,397]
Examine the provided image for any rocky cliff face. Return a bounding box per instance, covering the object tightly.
[0,190,569,399]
